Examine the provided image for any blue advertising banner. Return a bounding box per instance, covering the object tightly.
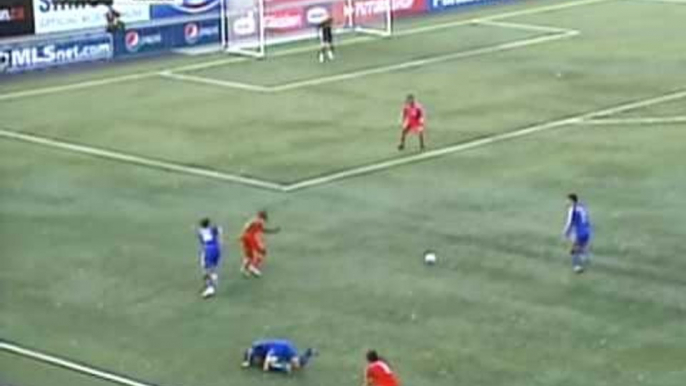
[428,0,493,12]
[114,19,220,58]
[150,0,220,19]
[0,33,112,74]
[117,27,164,56]
[175,19,221,46]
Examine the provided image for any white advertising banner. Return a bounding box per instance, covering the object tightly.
[34,0,150,34]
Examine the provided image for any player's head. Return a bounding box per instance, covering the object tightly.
[200,218,211,228]
[366,350,379,363]
[406,94,415,105]
[567,193,579,204]
[258,210,268,221]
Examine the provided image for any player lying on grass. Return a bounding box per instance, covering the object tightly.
[242,339,316,373]
[563,193,593,273]
[364,350,400,386]
[240,210,280,278]
[318,17,335,63]
[398,94,426,151]
[197,218,222,298]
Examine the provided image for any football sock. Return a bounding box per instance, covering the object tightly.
[572,252,583,269]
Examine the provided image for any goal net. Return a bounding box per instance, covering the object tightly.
[220,0,393,58]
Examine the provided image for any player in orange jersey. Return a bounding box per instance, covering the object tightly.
[240,210,280,277]
[398,94,426,151]
[364,350,400,386]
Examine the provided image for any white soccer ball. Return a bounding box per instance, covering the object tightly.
[424,251,437,265]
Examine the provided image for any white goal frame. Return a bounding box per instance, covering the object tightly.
[220,0,393,58]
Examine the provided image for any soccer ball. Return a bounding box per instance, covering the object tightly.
[423,251,437,265]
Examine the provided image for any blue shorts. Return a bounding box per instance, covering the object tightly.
[574,233,591,249]
[202,247,221,269]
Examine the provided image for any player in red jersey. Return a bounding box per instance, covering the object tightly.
[240,210,280,277]
[398,94,426,151]
[364,350,400,386]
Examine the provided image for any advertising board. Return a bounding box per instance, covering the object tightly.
[151,0,220,19]
[34,0,149,34]
[0,33,112,73]
[428,0,489,12]
[0,0,35,38]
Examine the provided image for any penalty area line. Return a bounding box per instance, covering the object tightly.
[158,71,272,92]
[579,116,686,125]
[0,340,164,386]
[283,88,686,192]
[269,31,578,92]
[0,128,286,191]
[0,72,157,102]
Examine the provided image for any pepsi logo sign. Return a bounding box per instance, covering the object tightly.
[170,0,218,14]
[184,23,200,44]
[125,30,140,52]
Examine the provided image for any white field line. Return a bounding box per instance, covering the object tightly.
[477,19,574,33]
[3,89,684,192]
[268,31,578,92]
[0,128,285,191]
[282,89,686,191]
[0,72,157,102]
[0,341,156,386]
[581,116,686,125]
[167,0,608,74]
[0,0,609,102]
[634,0,686,4]
[158,71,272,92]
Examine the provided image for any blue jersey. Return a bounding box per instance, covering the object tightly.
[565,203,592,239]
[198,226,221,267]
[252,339,297,362]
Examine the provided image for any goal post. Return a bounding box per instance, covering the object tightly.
[221,0,266,58]
[220,0,393,58]
[346,0,393,37]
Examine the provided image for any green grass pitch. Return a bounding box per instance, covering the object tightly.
[1,0,686,385]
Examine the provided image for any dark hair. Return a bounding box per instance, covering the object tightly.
[366,350,379,363]
[258,210,268,220]
[200,218,211,228]
[567,193,578,203]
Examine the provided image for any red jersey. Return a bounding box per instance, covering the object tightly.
[241,218,264,245]
[366,360,400,386]
[402,102,424,129]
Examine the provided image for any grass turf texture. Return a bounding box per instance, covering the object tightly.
[2,0,686,385]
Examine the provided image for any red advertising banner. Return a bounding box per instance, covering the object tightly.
[332,0,427,24]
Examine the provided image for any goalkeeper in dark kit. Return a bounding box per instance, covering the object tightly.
[318,17,335,63]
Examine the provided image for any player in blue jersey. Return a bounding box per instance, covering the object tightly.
[198,218,222,298]
[563,193,592,273]
[241,339,316,374]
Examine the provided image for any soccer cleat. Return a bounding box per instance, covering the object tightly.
[573,265,585,274]
[248,265,262,278]
[318,53,324,63]
[397,144,405,151]
[327,50,334,60]
[241,361,250,368]
[201,285,216,298]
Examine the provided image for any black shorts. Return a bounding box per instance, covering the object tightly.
[320,27,333,44]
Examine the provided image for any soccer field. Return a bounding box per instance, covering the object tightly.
[1,0,686,385]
